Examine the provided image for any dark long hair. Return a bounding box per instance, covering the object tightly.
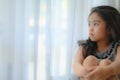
[79,5,120,57]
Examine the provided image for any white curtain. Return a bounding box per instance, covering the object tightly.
[0,0,119,80]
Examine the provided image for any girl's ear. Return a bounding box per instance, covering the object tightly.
[107,26,113,42]
[107,26,111,34]
[107,27,116,42]
[107,25,112,33]
[107,29,110,34]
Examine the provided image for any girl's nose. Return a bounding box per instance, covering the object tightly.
[89,26,93,32]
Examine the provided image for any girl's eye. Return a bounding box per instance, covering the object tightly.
[94,23,99,26]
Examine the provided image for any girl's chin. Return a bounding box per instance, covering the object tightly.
[89,38,96,42]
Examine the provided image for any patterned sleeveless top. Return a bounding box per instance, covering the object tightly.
[94,41,120,61]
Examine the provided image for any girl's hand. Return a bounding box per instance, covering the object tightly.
[85,66,109,80]
[79,65,90,78]
[86,66,97,72]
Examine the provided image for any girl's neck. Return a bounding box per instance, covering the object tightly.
[97,40,110,53]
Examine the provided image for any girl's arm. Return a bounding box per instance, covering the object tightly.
[73,46,87,77]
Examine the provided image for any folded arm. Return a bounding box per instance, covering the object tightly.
[73,46,88,77]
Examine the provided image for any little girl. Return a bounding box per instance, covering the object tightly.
[73,5,120,80]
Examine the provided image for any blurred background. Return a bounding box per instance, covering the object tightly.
[0,0,120,80]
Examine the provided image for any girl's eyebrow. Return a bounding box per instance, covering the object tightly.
[93,20,100,22]
[89,20,101,23]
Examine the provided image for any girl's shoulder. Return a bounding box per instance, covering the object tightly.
[78,40,87,46]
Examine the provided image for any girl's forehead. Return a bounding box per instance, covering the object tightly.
[89,12,104,22]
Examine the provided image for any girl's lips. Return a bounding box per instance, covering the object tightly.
[89,33,94,36]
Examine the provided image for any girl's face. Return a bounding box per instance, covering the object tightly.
[89,12,109,42]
